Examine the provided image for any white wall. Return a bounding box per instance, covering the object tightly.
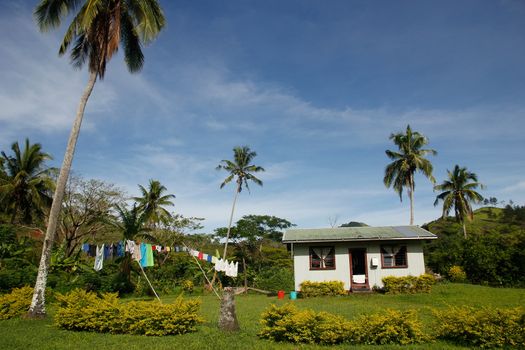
[292,241,426,291]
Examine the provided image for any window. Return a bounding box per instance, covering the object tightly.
[309,246,335,270]
[381,245,407,268]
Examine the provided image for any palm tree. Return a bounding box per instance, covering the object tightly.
[113,203,155,283]
[0,139,54,224]
[132,179,175,227]
[434,165,484,238]
[384,125,437,225]
[29,0,165,317]
[216,146,265,260]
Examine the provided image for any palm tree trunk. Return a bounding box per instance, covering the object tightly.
[409,174,415,225]
[463,223,467,239]
[209,183,241,288]
[28,72,97,318]
[223,183,241,260]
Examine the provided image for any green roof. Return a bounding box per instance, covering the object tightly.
[282,226,436,243]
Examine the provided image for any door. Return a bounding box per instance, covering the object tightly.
[348,248,369,291]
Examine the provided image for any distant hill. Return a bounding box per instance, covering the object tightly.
[339,221,369,227]
[423,206,524,236]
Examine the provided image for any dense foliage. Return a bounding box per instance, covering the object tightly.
[54,289,203,336]
[258,303,428,345]
[299,280,347,297]
[434,306,525,348]
[0,286,34,320]
[424,206,525,286]
[381,274,436,294]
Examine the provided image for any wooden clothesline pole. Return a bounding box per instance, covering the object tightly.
[136,260,162,303]
[182,243,222,300]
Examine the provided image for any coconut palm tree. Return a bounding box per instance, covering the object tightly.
[0,139,54,224]
[113,203,155,283]
[216,146,265,260]
[384,125,437,225]
[29,0,165,317]
[132,179,175,227]
[434,165,484,238]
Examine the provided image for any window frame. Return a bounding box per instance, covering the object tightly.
[309,246,336,270]
[380,245,408,269]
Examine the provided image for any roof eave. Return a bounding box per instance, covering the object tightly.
[282,236,438,244]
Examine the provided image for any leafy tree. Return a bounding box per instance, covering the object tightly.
[216,146,265,259]
[133,179,175,227]
[433,165,484,238]
[0,139,54,225]
[58,175,125,257]
[384,125,437,225]
[30,0,166,317]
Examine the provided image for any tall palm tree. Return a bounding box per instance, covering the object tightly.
[0,139,54,224]
[132,179,175,227]
[113,203,155,283]
[434,165,484,238]
[384,125,437,225]
[30,0,165,317]
[216,146,265,260]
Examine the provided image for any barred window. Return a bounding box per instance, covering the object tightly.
[381,245,407,268]
[309,247,336,270]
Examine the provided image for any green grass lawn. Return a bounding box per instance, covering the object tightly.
[1,283,523,349]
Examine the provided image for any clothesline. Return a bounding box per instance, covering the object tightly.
[85,240,238,277]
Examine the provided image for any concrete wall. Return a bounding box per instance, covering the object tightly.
[292,240,426,291]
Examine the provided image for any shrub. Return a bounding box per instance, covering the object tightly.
[54,289,204,336]
[299,280,346,297]
[258,304,428,345]
[351,309,429,345]
[0,286,34,320]
[382,274,435,294]
[0,265,37,292]
[253,267,294,292]
[447,265,467,282]
[433,306,525,348]
[258,303,352,344]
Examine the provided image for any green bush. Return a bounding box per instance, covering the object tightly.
[54,289,204,336]
[447,265,467,282]
[253,267,294,292]
[299,280,346,297]
[0,265,37,292]
[382,274,435,294]
[258,304,428,345]
[0,286,34,320]
[351,309,429,345]
[433,306,525,348]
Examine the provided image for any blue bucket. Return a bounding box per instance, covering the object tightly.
[290,291,297,300]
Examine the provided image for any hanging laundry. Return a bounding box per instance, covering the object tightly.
[103,245,111,260]
[88,244,97,257]
[231,262,238,278]
[198,252,204,260]
[211,256,218,264]
[117,241,125,257]
[145,244,154,267]
[207,255,213,263]
[140,243,148,267]
[82,243,90,253]
[94,244,104,271]
[125,240,135,255]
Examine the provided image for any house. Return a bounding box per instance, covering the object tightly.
[282,226,437,292]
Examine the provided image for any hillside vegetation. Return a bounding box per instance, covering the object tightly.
[423,206,525,286]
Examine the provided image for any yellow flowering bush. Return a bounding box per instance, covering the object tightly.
[54,289,204,336]
[299,280,346,297]
[0,286,34,320]
[382,274,435,294]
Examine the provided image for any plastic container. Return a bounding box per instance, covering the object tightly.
[277,290,285,299]
[290,291,297,300]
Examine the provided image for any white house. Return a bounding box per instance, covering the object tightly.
[282,226,437,292]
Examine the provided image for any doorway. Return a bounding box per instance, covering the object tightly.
[349,248,369,291]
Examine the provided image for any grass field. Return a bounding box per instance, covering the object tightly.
[1,283,523,349]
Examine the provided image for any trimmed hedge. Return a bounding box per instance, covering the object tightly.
[258,303,427,345]
[434,306,525,348]
[299,280,346,297]
[382,274,435,294]
[0,286,33,320]
[55,289,204,336]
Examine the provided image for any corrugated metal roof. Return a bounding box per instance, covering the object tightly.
[282,226,437,243]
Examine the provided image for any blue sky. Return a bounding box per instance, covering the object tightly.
[1,0,524,232]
